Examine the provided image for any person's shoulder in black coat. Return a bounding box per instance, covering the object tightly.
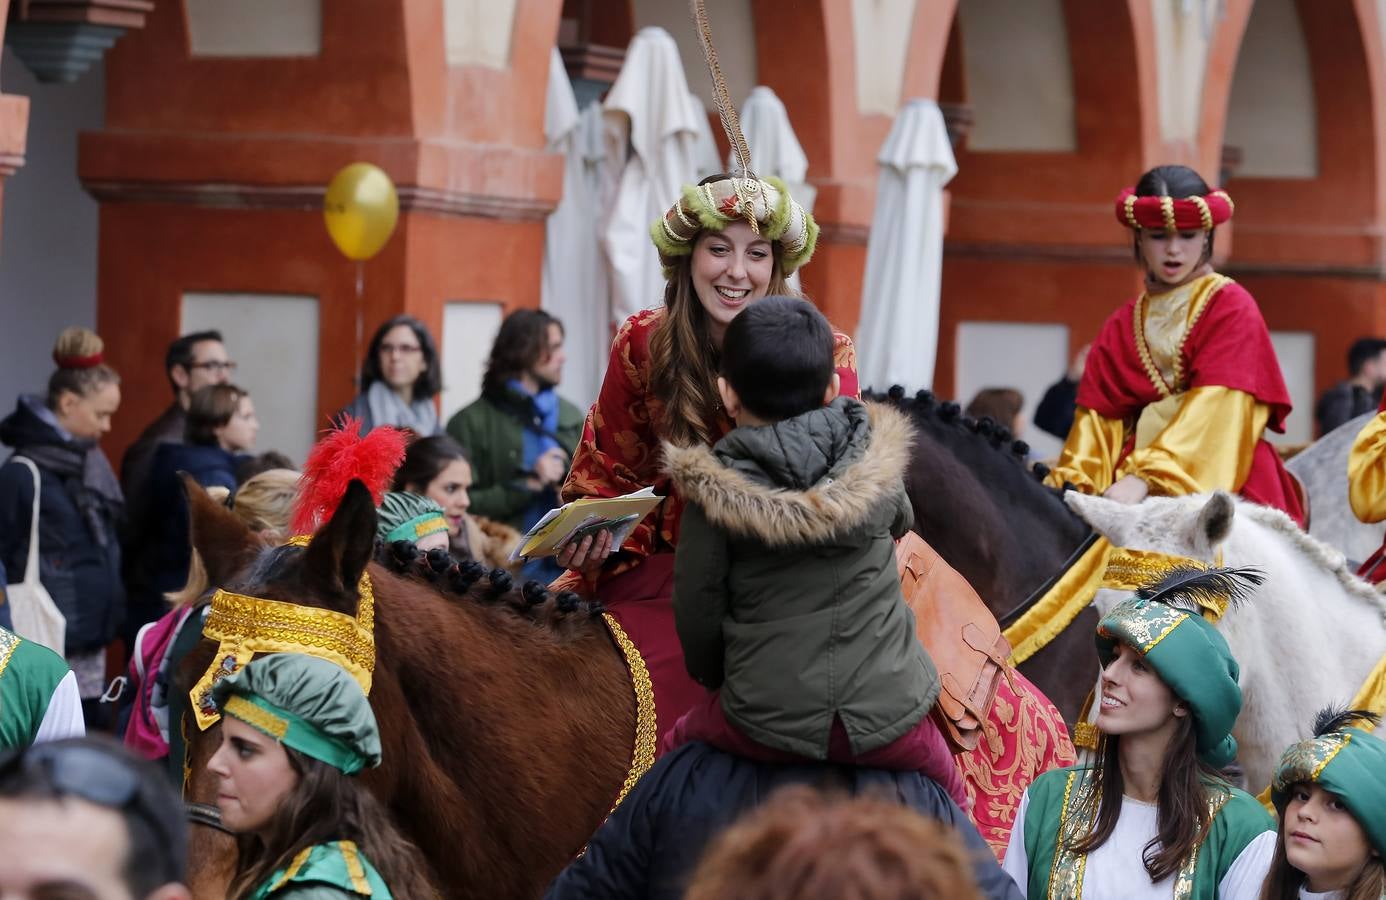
[544,742,1023,900]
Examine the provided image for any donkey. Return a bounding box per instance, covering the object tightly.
[1067,489,1386,791]
[879,388,1098,721]
[177,480,638,899]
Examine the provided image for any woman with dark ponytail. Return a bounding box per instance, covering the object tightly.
[0,327,125,723]
[1044,165,1304,525]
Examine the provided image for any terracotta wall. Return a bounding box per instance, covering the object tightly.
[0,0,31,239]
[84,0,564,463]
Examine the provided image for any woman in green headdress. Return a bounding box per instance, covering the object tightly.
[1001,569,1276,899]
[1261,709,1385,900]
[207,653,434,899]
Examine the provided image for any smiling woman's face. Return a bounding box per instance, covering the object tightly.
[689,221,775,345]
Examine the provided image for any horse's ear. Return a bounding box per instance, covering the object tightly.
[184,473,260,589]
[1063,491,1135,546]
[1192,490,1236,556]
[302,479,377,601]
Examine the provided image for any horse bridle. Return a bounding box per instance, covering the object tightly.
[995,531,1100,629]
[186,800,232,835]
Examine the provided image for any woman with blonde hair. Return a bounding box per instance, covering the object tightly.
[230,467,300,541]
[0,327,124,724]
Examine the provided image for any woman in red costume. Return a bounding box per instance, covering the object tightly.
[553,172,847,736]
[1046,165,1305,526]
[553,172,1075,858]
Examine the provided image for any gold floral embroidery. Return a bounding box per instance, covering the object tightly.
[1274,732,1352,792]
[0,628,20,678]
[1099,596,1191,655]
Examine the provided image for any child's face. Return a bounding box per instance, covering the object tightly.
[1284,782,1373,892]
[415,530,451,553]
[1137,228,1206,287]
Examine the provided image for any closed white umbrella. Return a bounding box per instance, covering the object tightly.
[855,98,957,392]
[733,85,813,290]
[601,26,720,329]
[541,47,609,408]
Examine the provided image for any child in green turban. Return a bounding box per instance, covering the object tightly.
[1262,708,1385,899]
[376,491,450,554]
[207,653,435,899]
[1002,568,1276,899]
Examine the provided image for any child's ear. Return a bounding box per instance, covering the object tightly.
[823,373,841,406]
[717,376,742,419]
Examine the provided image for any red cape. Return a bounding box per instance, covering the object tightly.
[1075,279,1303,524]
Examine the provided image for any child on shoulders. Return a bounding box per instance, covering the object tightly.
[662,296,964,807]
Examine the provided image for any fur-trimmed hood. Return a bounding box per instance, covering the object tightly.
[663,398,914,546]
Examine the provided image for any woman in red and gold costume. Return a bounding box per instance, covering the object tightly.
[554,173,1074,859]
[553,173,847,732]
[1045,164,1305,525]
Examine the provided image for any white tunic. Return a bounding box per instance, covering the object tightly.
[1001,789,1277,899]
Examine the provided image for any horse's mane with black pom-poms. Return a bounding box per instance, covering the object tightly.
[1137,566,1265,615]
[1311,705,1381,737]
[372,541,604,624]
[869,386,1042,479]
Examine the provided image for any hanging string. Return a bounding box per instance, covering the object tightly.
[690,0,755,182]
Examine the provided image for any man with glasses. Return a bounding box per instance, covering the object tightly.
[119,332,234,662]
[0,736,190,899]
[120,330,235,509]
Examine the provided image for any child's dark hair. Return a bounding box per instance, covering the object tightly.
[720,296,834,421]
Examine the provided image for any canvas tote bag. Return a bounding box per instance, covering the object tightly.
[4,456,67,655]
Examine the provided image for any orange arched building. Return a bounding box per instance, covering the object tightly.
[1,0,1383,462]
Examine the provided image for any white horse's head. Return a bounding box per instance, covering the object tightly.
[1063,489,1236,562]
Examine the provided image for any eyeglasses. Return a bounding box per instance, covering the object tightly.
[189,360,238,373]
[380,343,422,356]
[0,741,184,880]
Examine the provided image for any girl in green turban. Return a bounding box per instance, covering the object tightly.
[206,653,434,899]
[1002,568,1277,899]
[1262,708,1385,899]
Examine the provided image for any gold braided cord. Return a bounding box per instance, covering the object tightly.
[690,0,753,181]
[223,694,289,739]
[1160,196,1177,232]
[1124,194,1140,229]
[1212,189,1235,214]
[602,612,657,814]
[1131,294,1172,399]
[1191,195,1213,231]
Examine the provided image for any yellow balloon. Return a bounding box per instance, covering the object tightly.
[323,163,400,261]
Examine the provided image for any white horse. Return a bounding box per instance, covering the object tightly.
[1065,490,1386,791]
[1285,411,1383,564]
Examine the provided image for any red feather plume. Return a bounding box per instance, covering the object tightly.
[291,417,407,534]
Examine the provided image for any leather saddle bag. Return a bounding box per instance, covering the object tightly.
[895,531,1011,752]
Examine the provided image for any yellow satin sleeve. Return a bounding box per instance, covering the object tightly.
[1348,411,1386,523]
[1122,386,1266,496]
[1044,387,1267,496]
[1044,407,1126,495]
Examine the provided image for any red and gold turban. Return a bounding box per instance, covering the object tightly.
[1114,187,1234,232]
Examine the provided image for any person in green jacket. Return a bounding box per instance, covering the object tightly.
[662,297,962,807]
[0,624,84,749]
[207,653,435,899]
[445,309,583,583]
[1261,708,1385,899]
[1001,569,1276,899]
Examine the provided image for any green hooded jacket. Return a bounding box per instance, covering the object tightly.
[664,397,939,759]
[445,386,584,530]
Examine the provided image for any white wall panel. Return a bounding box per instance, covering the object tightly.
[1270,330,1315,445]
[181,293,319,466]
[441,301,504,425]
[955,321,1069,462]
[187,0,322,57]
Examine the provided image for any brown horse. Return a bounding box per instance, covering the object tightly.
[877,388,1098,722]
[177,480,638,899]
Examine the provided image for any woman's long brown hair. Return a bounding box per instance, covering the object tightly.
[648,240,795,448]
[1068,714,1220,883]
[229,747,438,899]
[1259,786,1385,900]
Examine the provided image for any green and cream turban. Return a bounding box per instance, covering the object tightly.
[213,653,381,775]
[1273,710,1386,858]
[650,176,818,276]
[1095,569,1260,769]
[376,491,448,546]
